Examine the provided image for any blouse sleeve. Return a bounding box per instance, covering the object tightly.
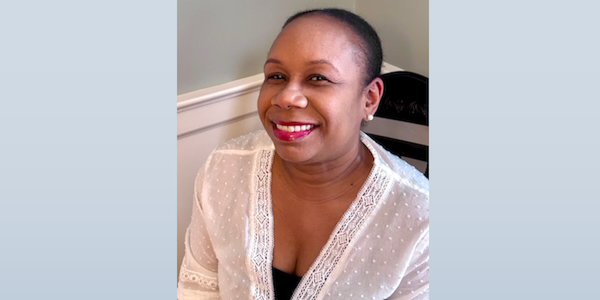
[388,231,429,300]
[177,166,221,300]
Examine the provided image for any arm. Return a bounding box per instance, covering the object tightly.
[388,232,429,300]
[177,166,221,300]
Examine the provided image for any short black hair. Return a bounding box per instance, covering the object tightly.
[283,8,383,86]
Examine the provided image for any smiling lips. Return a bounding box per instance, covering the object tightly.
[272,122,316,141]
[275,123,315,132]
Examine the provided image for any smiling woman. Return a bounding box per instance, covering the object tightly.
[177,8,429,300]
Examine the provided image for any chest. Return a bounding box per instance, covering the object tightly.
[270,182,358,277]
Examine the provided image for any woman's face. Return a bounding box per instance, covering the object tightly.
[257,15,374,165]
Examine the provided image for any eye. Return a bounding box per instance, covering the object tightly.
[266,74,285,81]
[309,75,328,81]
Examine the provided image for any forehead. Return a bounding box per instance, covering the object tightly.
[268,15,361,68]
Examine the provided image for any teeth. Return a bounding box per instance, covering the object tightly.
[276,124,314,132]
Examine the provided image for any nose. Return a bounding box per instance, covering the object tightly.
[271,85,308,110]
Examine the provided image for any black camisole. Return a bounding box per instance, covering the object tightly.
[272,267,302,300]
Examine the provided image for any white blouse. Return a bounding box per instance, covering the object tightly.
[178,130,429,300]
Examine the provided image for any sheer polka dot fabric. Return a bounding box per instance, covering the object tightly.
[178,131,429,299]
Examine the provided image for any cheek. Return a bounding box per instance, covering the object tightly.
[318,94,363,125]
[256,88,271,116]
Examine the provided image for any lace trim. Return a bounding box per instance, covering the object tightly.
[293,163,392,299]
[248,148,392,300]
[248,149,275,300]
[179,268,219,291]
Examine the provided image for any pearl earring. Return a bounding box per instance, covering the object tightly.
[367,115,374,121]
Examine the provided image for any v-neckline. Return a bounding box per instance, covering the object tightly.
[248,133,393,300]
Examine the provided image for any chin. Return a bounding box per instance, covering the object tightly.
[272,142,322,165]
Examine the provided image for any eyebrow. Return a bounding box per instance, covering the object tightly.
[264,58,340,74]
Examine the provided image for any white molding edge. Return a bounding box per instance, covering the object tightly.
[177,73,264,112]
[380,61,403,73]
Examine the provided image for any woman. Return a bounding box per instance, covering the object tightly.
[178,8,429,300]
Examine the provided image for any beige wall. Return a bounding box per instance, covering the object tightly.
[178,0,355,95]
[356,0,429,77]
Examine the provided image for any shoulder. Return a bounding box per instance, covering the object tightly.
[196,129,273,189]
[213,129,274,153]
[202,130,273,167]
[195,130,271,211]
[361,132,429,235]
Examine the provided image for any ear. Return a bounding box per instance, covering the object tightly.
[362,77,384,121]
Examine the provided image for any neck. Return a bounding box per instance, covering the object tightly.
[273,139,373,203]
